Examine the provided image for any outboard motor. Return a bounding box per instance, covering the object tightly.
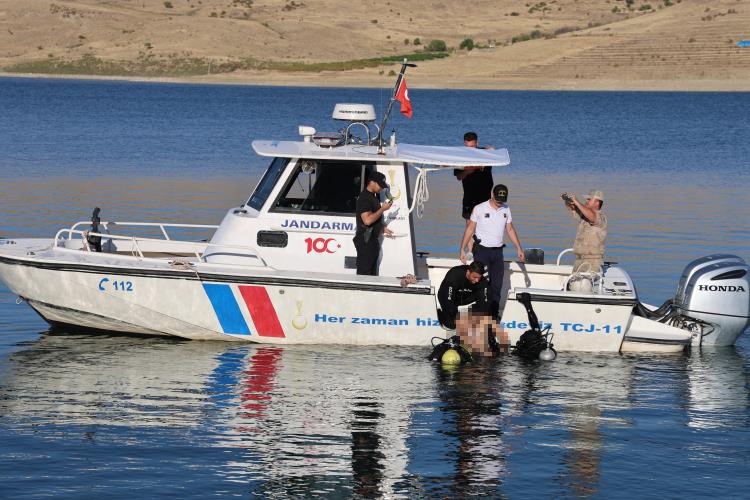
[673,255,750,346]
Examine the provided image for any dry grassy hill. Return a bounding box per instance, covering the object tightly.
[0,0,748,89]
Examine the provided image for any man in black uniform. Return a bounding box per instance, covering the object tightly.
[437,261,490,329]
[454,131,494,223]
[438,261,509,355]
[353,171,393,275]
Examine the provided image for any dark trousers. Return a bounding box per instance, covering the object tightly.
[354,236,380,276]
[473,245,504,317]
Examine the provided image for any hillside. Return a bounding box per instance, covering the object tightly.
[0,0,748,90]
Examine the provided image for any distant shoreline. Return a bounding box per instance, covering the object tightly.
[2,71,749,92]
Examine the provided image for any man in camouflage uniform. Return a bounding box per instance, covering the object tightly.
[562,189,608,273]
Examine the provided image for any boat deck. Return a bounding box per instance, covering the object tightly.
[0,238,433,294]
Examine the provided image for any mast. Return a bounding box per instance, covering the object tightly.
[375,59,416,152]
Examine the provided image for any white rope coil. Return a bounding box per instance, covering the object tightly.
[409,167,438,219]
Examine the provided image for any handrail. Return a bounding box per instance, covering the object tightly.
[556,248,575,266]
[68,220,219,241]
[54,228,270,267]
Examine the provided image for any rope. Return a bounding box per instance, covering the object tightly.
[169,258,201,280]
[168,258,194,270]
[409,167,439,219]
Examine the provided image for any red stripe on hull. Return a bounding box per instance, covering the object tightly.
[239,285,286,338]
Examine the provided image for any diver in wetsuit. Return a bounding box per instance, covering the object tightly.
[435,261,509,358]
[437,261,490,329]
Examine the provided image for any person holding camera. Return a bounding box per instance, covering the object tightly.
[561,190,608,273]
[459,184,525,318]
[354,171,394,276]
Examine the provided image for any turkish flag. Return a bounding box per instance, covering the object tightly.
[395,78,413,118]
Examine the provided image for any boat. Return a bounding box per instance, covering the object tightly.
[1,68,748,353]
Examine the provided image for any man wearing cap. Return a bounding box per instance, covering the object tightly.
[353,171,394,275]
[459,184,525,318]
[561,189,608,273]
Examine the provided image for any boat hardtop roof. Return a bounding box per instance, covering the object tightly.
[252,140,510,168]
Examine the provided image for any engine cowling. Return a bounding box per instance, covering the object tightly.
[674,254,750,346]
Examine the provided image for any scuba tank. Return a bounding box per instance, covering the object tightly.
[512,292,557,361]
[428,327,504,365]
[427,336,473,365]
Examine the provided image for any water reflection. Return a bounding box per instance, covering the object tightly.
[501,355,637,497]
[434,363,507,496]
[351,397,386,497]
[0,331,748,497]
[0,331,222,427]
[240,347,283,420]
[204,345,425,497]
[560,404,602,496]
[686,347,749,430]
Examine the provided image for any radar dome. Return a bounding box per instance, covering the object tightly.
[332,103,376,122]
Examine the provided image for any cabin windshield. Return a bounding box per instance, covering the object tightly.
[247,157,289,211]
[271,159,374,215]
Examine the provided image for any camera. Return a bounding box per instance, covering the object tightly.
[561,193,573,204]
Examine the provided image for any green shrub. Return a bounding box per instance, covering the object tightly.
[427,39,447,52]
[553,26,578,36]
[511,29,549,44]
[4,51,450,77]
[413,37,421,45]
[459,38,474,50]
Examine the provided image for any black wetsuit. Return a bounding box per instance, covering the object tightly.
[437,265,490,329]
[353,189,383,276]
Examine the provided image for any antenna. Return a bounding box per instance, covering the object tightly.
[375,59,417,153]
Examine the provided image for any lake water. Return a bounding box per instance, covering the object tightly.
[0,77,749,498]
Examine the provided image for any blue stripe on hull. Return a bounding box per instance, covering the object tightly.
[202,283,251,335]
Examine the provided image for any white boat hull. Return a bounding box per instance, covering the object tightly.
[0,253,443,345]
[502,292,634,352]
[0,241,693,352]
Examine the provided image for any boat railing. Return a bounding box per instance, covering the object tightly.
[67,220,219,241]
[556,248,575,266]
[54,226,270,267]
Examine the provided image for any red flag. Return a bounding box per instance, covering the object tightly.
[395,78,413,118]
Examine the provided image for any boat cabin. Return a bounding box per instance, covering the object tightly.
[203,103,511,280]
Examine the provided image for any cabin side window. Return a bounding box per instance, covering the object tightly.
[271,160,373,215]
[247,157,290,211]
